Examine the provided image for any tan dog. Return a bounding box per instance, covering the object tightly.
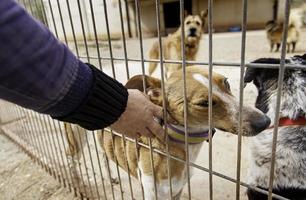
[64,66,270,199]
[265,13,300,53]
[265,20,283,52]
[148,11,207,78]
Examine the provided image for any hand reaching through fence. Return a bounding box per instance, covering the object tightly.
[110,89,165,141]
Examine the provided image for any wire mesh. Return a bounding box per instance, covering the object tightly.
[0,0,301,200]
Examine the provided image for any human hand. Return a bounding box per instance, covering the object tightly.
[110,89,166,141]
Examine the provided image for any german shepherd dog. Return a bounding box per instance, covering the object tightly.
[265,13,300,53]
[244,54,306,200]
[148,10,207,78]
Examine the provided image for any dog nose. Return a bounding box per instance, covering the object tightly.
[251,115,271,133]
[190,28,196,34]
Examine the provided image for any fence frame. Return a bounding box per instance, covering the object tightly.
[0,0,298,199]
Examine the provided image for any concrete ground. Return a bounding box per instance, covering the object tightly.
[0,29,305,200]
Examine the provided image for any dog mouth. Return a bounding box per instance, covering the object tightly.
[188,33,197,37]
[215,127,266,137]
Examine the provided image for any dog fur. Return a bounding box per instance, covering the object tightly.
[64,66,270,200]
[244,54,306,200]
[265,13,301,53]
[148,11,207,78]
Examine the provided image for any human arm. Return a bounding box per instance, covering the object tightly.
[0,0,165,140]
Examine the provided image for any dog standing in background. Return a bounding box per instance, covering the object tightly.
[265,12,301,53]
[148,10,207,78]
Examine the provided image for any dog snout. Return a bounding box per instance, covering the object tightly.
[250,115,271,133]
[190,28,196,33]
[189,28,197,36]
[241,106,271,136]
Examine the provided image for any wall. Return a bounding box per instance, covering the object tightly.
[43,0,131,41]
[43,0,276,41]
[128,0,275,36]
[195,0,275,32]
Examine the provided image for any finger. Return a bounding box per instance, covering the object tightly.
[135,132,142,139]
[151,104,178,125]
[139,91,151,100]
[151,104,163,118]
[122,131,138,139]
[138,128,153,138]
[148,121,165,142]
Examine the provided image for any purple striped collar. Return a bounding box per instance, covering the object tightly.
[166,123,216,144]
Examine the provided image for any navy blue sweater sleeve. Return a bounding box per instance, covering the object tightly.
[0,0,128,130]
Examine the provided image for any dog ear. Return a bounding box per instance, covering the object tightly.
[184,10,189,18]
[244,68,258,86]
[245,57,281,85]
[125,75,163,106]
[200,9,208,20]
[125,75,160,91]
[200,9,208,21]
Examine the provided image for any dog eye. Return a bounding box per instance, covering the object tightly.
[186,21,191,25]
[196,100,216,107]
[196,21,201,26]
[224,78,231,91]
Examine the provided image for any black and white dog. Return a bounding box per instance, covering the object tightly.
[244,54,306,200]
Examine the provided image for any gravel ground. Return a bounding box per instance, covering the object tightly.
[0,29,305,200]
[0,133,76,200]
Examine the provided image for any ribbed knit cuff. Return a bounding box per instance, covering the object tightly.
[52,64,128,130]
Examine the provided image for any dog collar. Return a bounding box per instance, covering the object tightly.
[166,123,216,144]
[267,117,306,129]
